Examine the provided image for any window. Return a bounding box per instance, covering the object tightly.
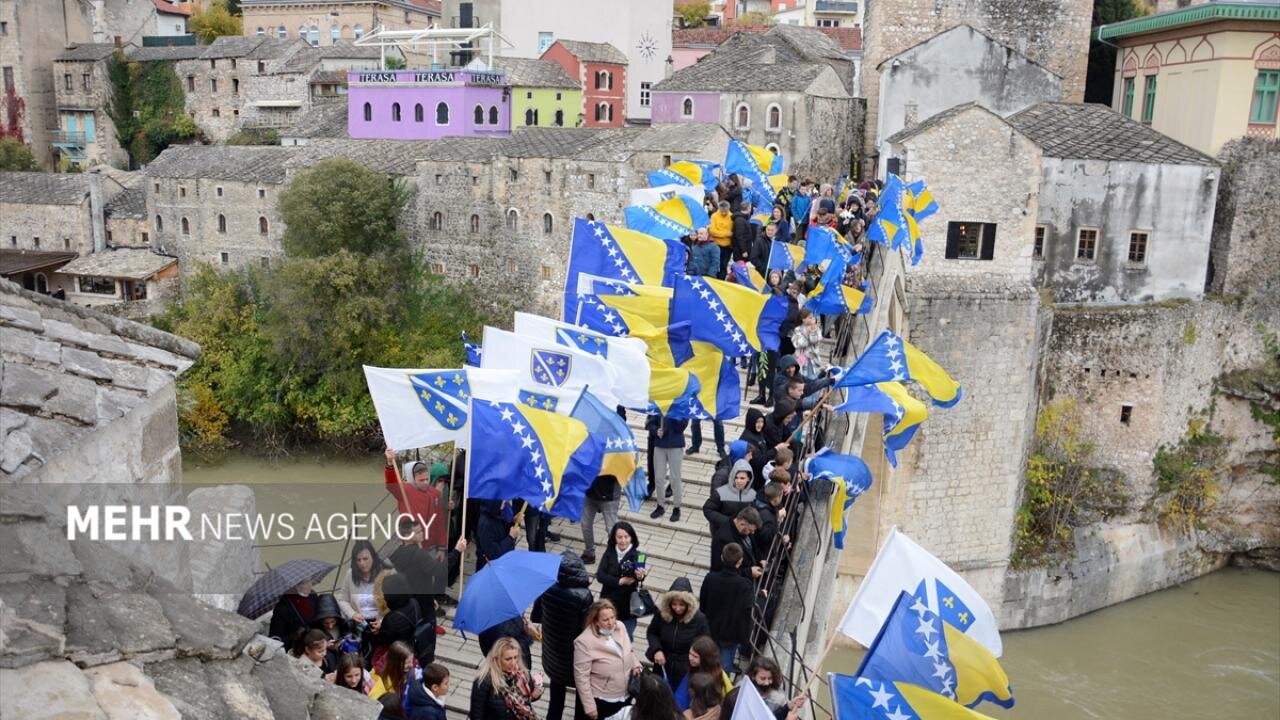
[330,25,340,44]
[543,170,551,184]
[217,214,226,233]
[210,78,217,93]
[507,260,518,273]
[1249,70,1279,125]
[354,24,364,39]
[363,102,372,122]
[308,25,319,46]
[1121,77,1135,118]
[525,108,536,126]
[640,82,651,107]
[64,73,72,91]
[1141,75,1157,124]
[506,209,519,231]
[256,26,264,36]
[231,59,237,70]
[587,173,595,189]
[414,103,424,122]
[257,60,265,73]
[489,106,499,124]
[210,59,216,70]
[141,232,149,244]
[180,217,190,235]
[179,186,186,198]
[257,188,266,199]
[32,237,39,249]
[432,212,443,230]
[1120,404,1133,426]
[258,217,269,235]
[765,143,780,155]
[435,174,442,185]
[154,182,160,193]
[430,262,445,274]
[1076,228,1098,261]
[540,265,552,281]
[1128,231,1149,264]
[474,104,485,124]
[538,31,554,54]
[1033,225,1046,259]
[82,73,90,91]
[261,257,269,268]
[682,97,694,117]
[436,102,449,125]
[2,67,13,93]
[212,108,220,118]
[469,264,480,278]
[526,91,533,100]
[554,109,564,126]
[735,103,750,129]
[595,70,605,89]
[78,276,116,295]
[944,221,996,260]
[543,213,553,234]
[155,215,163,231]
[0,21,7,34]
[472,176,479,185]
[470,214,480,233]
[509,168,518,181]
[299,25,307,39]
[766,103,781,131]
[555,92,562,101]
[232,78,239,95]
[392,102,402,122]
[63,238,70,250]
[662,154,672,166]
[594,102,612,122]
[220,252,229,265]
[277,26,286,39]
[817,18,839,27]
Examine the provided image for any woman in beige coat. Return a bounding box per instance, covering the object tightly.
[573,600,642,720]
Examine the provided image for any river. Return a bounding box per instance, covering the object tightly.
[184,454,1280,719]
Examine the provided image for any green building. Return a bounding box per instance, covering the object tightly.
[493,57,583,128]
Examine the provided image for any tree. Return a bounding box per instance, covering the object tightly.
[105,51,198,167]
[0,138,38,170]
[677,1,710,28]
[277,158,410,259]
[384,56,406,70]
[732,10,773,26]
[1085,0,1146,104]
[191,0,243,43]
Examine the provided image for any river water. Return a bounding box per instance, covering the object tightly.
[184,454,1280,719]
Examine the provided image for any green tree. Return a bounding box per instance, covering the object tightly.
[678,1,711,28]
[0,138,38,170]
[384,56,407,70]
[733,10,773,26]
[277,158,410,258]
[191,0,243,43]
[105,51,198,167]
[1085,0,1147,104]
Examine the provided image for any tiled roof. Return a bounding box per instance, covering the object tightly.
[105,186,147,219]
[553,39,628,65]
[768,23,850,62]
[656,26,852,94]
[491,57,579,89]
[128,44,206,61]
[0,250,78,276]
[285,139,444,176]
[144,145,295,183]
[654,61,828,93]
[884,102,989,145]
[1007,102,1216,165]
[282,102,348,139]
[153,0,192,16]
[59,249,178,280]
[201,35,270,59]
[280,41,381,73]
[55,43,119,62]
[672,24,861,52]
[246,38,306,61]
[0,173,89,206]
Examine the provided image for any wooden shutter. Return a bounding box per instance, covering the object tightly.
[944,222,961,259]
[980,223,997,260]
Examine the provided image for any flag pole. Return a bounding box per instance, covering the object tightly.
[458,401,474,596]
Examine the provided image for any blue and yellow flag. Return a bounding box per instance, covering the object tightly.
[834,382,928,467]
[678,340,741,421]
[853,590,1014,709]
[725,140,784,208]
[671,274,767,357]
[648,159,720,194]
[572,277,693,368]
[803,225,856,269]
[462,331,482,367]
[647,364,704,420]
[564,218,686,321]
[909,179,939,222]
[757,292,789,353]
[767,240,805,273]
[831,673,997,720]
[835,330,962,408]
[570,389,638,486]
[806,257,872,318]
[623,194,711,240]
[728,261,766,292]
[466,400,604,521]
[804,449,873,550]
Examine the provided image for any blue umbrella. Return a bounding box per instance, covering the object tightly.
[453,550,562,634]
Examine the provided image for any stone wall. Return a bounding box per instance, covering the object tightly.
[712,86,860,181]
[149,175,286,271]
[0,198,94,256]
[52,56,128,168]
[186,485,262,613]
[1207,138,1280,299]
[176,56,252,142]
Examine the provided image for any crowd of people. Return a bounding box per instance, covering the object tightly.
[258,169,885,720]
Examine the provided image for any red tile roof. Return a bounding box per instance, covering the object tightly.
[673,25,861,52]
[152,0,192,17]
[405,0,442,15]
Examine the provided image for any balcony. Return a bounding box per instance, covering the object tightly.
[51,130,87,145]
[814,0,858,14]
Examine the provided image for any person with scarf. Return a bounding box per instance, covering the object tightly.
[573,600,642,720]
[470,636,544,720]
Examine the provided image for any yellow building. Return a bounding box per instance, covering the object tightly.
[492,56,583,128]
[1098,1,1280,156]
[241,0,440,46]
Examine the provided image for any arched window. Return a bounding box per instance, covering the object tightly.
[736,103,750,129]
[276,26,286,39]
[180,217,190,235]
[506,209,519,231]
[308,25,319,46]
[258,216,269,235]
[474,105,485,124]
[682,97,693,117]
[330,25,339,43]
[155,215,163,232]
[363,102,372,121]
[470,214,480,233]
[414,103,424,122]
[432,212,443,230]
[607,71,614,90]
[436,102,449,125]
[217,214,226,233]
[765,143,781,155]
[766,103,782,131]
[554,109,564,126]
[489,106,499,125]
[298,25,307,39]
[391,102,402,122]
[34,273,47,294]
[354,24,364,39]
[256,27,264,36]
[542,213,553,235]
[594,70,604,89]
[524,108,535,126]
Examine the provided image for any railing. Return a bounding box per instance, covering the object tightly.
[51,130,87,145]
[814,0,859,13]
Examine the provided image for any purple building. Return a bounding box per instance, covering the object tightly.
[650,91,721,124]
[347,69,512,140]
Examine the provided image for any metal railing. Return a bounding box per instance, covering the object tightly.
[814,0,859,13]
[51,130,87,145]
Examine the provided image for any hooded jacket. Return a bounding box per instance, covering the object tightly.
[596,521,643,621]
[645,577,711,689]
[739,409,768,484]
[710,440,750,491]
[474,500,515,572]
[530,551,595,686]
[763,400,797,458]
[702,460,757,533]
[647,414,688,450]
[751,497,781,560]
[709,211,734,248]
[700,565,755,646]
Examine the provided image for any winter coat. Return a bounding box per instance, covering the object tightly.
[645,577,711,689]
[573,623,642,717]
[384,464,447,550]
[531,551,596,687]
[738,410,769,487]
[699,568,755,646]
[710,521,758,577]
[388,541,445,620]
[405,678,448,720]
[709,212,734,248]
[702,461,757,533]
[646,415,688,450]
[709,440,750,491]
[267,592,317,646]
[789,194,812,229]
[479,616,533,672]
[597,527,643,622]
[790,323,824,375]
[469,674,523,720]
[752,498,781,560]
[749,234,772,275]
[762,405,795,461]
[371,573,432,664]
[731,213,756,262]
[475,500,515,572]
[774,219,793,244]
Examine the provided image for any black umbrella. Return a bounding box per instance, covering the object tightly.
[236,559,337,620]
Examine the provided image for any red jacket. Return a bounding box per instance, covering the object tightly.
[384,465,446,550]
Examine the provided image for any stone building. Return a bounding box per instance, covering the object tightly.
[239,41,382,132]
[242,0,441,46]
[652,25,860,180]
[175,36,308,142]
[670,25,863,93]
[859,0,1092,166]
[151,0,192,37]
[56,247,179,308]
[541,40,629,128]
[104,183,150,248]
[0,171,106,259]
[51,43,129,170]
[492,56,582,128]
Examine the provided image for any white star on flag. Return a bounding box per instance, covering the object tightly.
[520,435,535,449]
[916,616,937,641]
[500,407,514,422]
[868,683,895,710]
[510,421,527,436]
[884,706,911,720]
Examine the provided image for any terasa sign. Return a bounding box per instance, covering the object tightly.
[354,71,505,85]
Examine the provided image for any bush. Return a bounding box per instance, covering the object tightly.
[1153,414,1224,531]
[0,138,37,170]
[106,51,199,167]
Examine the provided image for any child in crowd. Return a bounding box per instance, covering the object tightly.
[405,662,451,720]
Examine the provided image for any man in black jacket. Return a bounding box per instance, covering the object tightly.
[388,517,466,634]
[710,507,763,580]
[731,201,757,267]
[531,551,595,720]
[701,543,757,672]
[474,499,521,571]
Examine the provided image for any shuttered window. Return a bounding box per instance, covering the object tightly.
[944,221,995,260]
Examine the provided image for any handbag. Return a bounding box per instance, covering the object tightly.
[629,583,657,618]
